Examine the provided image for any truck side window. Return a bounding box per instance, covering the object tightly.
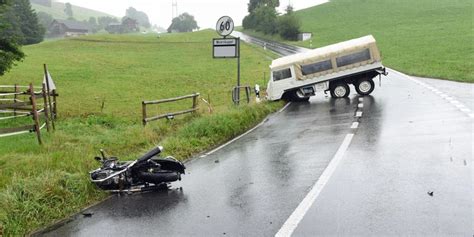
[336,48,371,67]
[273,68,292,81]
[301,60,333,75]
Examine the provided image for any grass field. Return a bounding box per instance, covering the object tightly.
[32,1,116,21]
[0,30,282,236]
[242,0,473,82]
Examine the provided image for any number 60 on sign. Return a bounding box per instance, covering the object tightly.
[216,16,234,37]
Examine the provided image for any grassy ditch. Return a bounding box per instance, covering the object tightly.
[0,30,282,236]
[241,0,473,82]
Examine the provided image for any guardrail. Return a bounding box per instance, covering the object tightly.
[142,93,200,126]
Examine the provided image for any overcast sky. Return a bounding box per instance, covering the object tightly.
[57,0,328,29]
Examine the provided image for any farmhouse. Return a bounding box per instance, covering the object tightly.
[49,19,89,37]
[106,18,139,34]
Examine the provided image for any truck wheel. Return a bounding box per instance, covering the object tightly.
[289,90,310,102]
[330,83,350,98]
[355,78,375,96]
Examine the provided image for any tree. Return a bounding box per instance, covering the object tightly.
[0,1,25,76]
[88,16,99,33]
[37,11,53,29]
[98,16,119,30]
[125,7,151,28]
[167,13,198,33]
[64,2,73,19]
[12,0,44,45]
[243,0,280,35]
[248,0,280,13]
[252,6,278,35]
[278,7,301,40]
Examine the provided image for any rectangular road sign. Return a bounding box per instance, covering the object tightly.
[213,38,239,58]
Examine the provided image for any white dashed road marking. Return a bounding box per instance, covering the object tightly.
[389,69,473,119]
[355,111,363,117]
[351,122,359,129]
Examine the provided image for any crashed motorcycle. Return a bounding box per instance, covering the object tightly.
[90,146,185,193]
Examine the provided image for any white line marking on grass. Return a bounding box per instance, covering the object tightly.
[351,122,359,129]
[275,133,355,237]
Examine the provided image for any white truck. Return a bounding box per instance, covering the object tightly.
[266,35,388,101]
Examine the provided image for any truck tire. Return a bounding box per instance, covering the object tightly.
[289,90,310,102]
[355,78,375,96]
[330,83,350,98]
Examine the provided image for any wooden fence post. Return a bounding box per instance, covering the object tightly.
[192,93,198,113]
[42,83,51,132]
[13,84,18,116]
[142,101,147,126]
[245,87,250,104]
[29,83,42,145]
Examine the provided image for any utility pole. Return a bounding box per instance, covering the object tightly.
[172,0,178,19]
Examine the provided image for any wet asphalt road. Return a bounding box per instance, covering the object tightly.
[40,34,473,236]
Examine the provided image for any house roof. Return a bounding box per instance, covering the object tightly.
[53,19,89,31]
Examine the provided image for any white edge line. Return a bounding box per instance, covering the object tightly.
[388,68,473,118]
[275,133,355,237]
[202,102,291,157]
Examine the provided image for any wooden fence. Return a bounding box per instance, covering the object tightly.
[142,93,200,126]
[0,83,58,144]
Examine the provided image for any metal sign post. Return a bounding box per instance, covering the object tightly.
[213,16,242,105]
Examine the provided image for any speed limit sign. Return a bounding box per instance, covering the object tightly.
[216,16,234,37]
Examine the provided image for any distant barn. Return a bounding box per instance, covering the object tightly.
[49,19,89,37]
[106,17,139,34]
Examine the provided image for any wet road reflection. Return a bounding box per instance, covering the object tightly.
[41,95,360,237]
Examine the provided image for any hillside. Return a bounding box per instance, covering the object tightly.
[0,30,281,235]
[31,1,116,21]
[243,0,473,82]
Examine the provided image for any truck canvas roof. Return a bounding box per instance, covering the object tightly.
[270,35,377,70]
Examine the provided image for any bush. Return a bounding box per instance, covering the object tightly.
[278,13,301,41]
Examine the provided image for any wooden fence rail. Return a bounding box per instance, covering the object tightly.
[0,83,58,144]
[142,93,200,126]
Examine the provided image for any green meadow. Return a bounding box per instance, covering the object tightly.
[243,0,473,82]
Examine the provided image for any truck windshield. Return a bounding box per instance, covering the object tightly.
[273,68,292,81]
